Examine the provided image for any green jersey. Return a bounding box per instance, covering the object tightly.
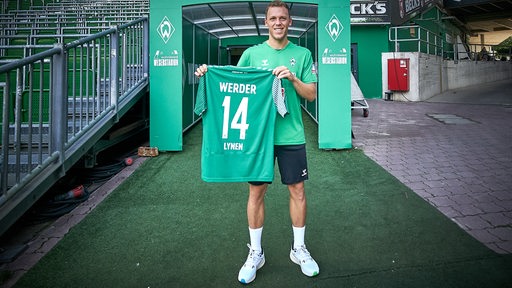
[238,41,317,145]
[194,66,284,182]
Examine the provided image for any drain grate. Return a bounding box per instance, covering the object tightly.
[427,113,478,124]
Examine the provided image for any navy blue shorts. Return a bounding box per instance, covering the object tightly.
[249,144,308,186]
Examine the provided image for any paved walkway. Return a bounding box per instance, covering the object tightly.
[352,78,512,254]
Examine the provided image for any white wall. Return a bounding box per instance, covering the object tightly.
[446,61,512,89]
[382,52,512,101]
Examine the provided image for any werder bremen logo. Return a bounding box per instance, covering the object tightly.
[157,16,175,44]
[325,14,343,42]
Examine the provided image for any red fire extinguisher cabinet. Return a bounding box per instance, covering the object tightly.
[387,58,409,91]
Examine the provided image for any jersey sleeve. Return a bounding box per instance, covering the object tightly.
[194,75,207,116]
[237,50,250,67]
[301,50,317,84]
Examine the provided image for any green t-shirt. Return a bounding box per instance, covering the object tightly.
[238,41,317,145]
[194,65,283,182]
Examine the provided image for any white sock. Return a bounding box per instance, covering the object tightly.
[292,225,305,249]
[249,227,263,252]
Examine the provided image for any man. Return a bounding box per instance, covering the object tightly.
[195,0,318,284]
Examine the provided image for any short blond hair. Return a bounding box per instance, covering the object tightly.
[265,0,290,18]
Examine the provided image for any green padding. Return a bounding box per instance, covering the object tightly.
[13,114,512,287]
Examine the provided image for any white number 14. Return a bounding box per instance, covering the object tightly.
[222,96,249,140]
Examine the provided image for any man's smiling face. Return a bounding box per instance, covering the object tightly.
[265,6,292,43]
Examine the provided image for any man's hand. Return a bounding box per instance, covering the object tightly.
[273,66,296,82]
[273,66,316,102]
[195,64,208,77]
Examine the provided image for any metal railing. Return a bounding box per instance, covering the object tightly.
[389,25,444,57]
[389,25,512,62]
[466,43,512,62]
[0,17,149,236]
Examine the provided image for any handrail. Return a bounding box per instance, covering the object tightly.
[389,25,512,62]
[0,16,149,236]
[0,47,61,72]
[389,25,443,57]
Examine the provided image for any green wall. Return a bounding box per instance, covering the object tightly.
[351,25,389,99]
[414,8,460,59]
[183,19,219,131]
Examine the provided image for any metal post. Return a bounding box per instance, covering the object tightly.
[110,26,119,122]
[395,27,399,52]
[1,81,9,194]
[51,43,66,173]
[14,68,22,182]
[142,17,148,78]
[122,31,127,94]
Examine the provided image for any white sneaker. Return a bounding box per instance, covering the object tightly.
[238,244,265,284]
[290,245,319,277]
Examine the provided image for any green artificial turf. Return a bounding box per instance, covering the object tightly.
[15,115,512,287]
